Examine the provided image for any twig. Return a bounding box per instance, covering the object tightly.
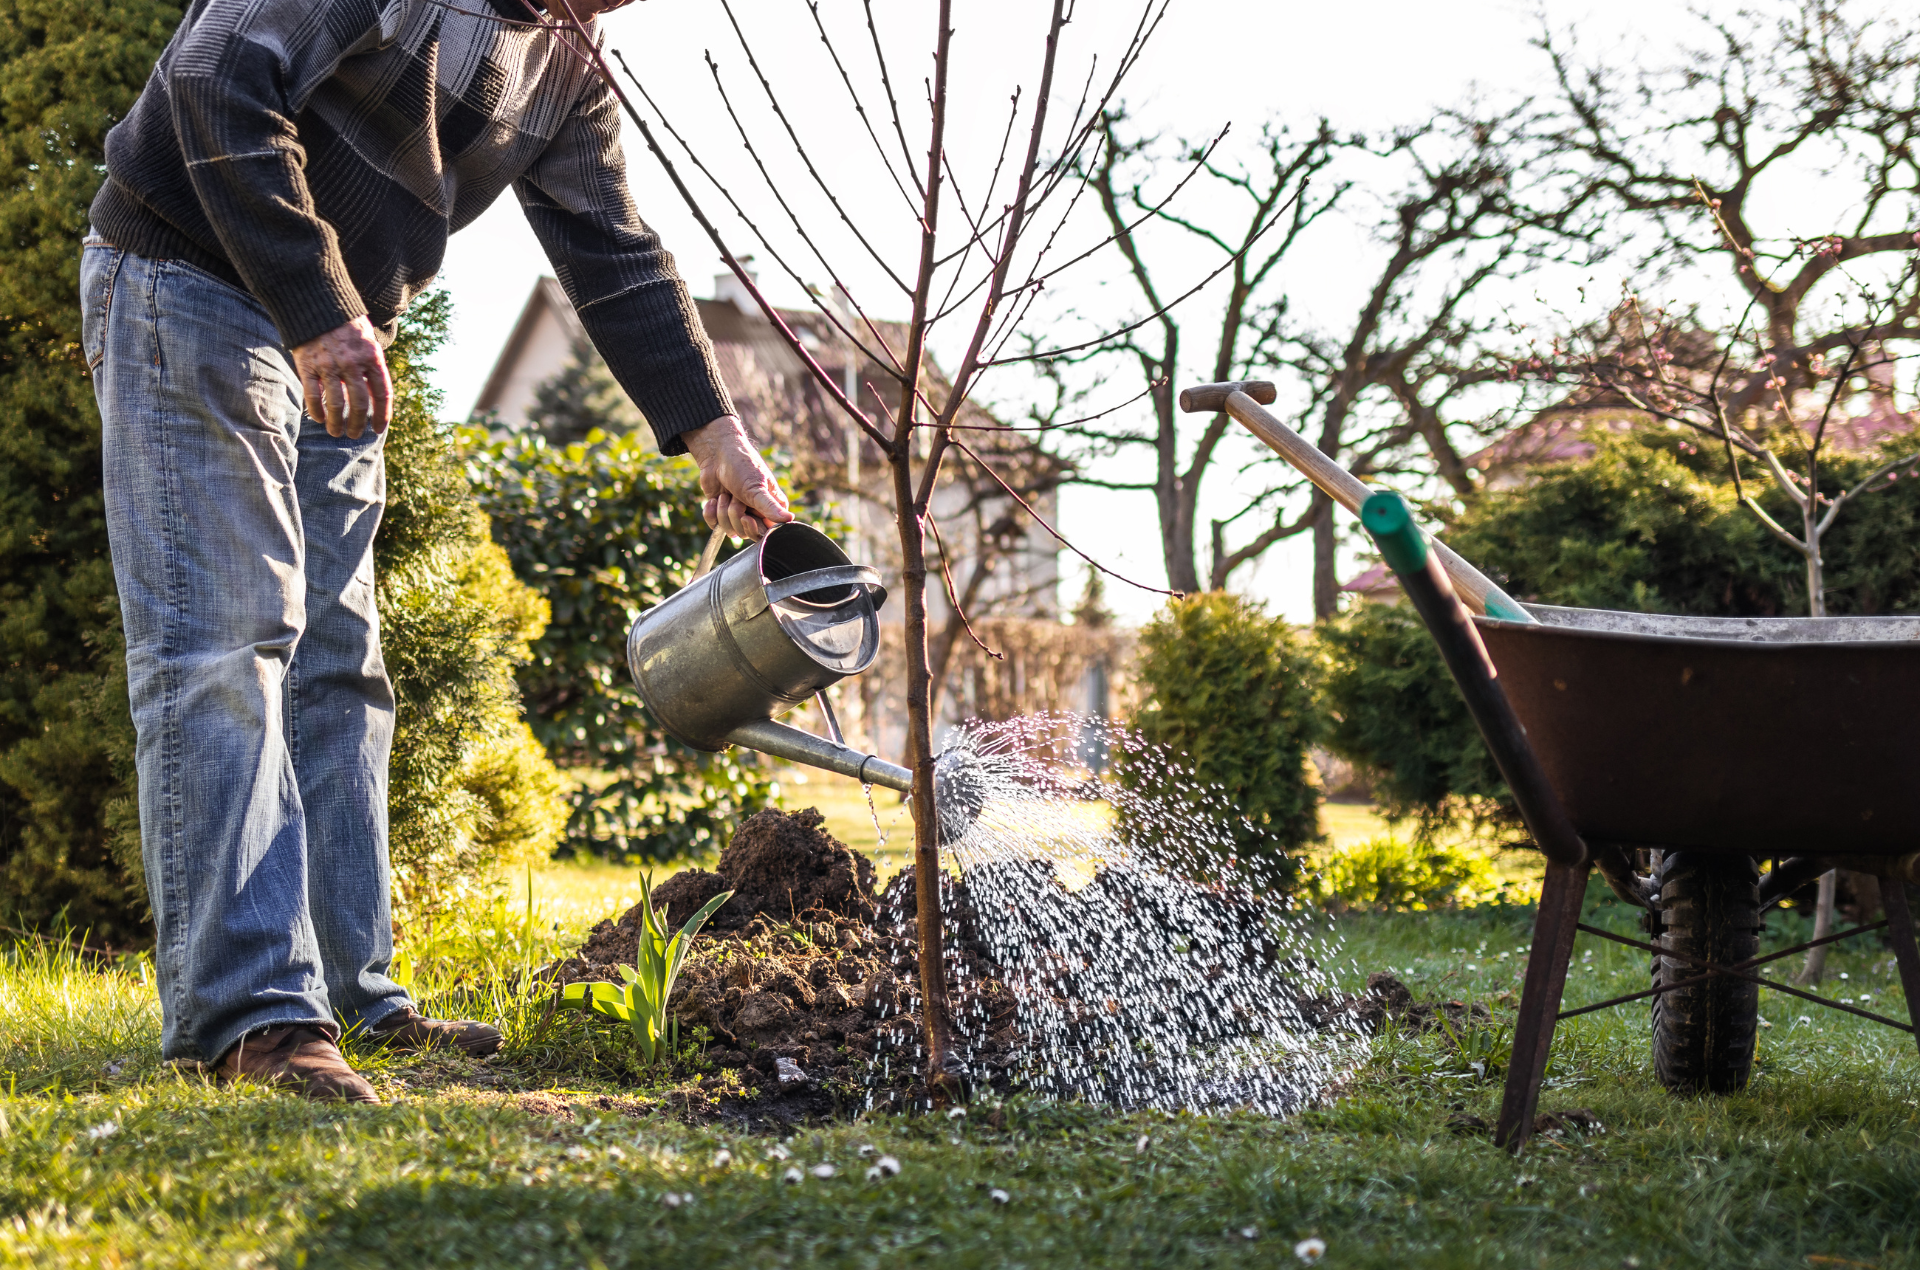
[995,188,1302,366]
[590,43,891,447]
[951,436,1181,597]
[618,51,900,378]
[926,512,1003,660]
[715,0,913,294]
[804,0,922,215]
[862,0,925,200]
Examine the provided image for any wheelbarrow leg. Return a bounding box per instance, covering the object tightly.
[1878,878,1920,1056]
[1496,858,1590,1152]
[1359,493,1594,1155]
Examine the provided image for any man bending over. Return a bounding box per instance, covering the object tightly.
[82,0,789,1103]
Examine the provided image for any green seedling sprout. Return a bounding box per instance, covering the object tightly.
[558,871,731,1065]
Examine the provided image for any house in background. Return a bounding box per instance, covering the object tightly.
[474,272,1128,762]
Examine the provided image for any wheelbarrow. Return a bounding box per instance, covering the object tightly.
[1181,380,1920,1151]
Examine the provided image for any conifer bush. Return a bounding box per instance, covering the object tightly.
[1318,429,1920,826]
[0,0,185,943]
[1316,600,1509,824]
[1117,592,1320,891]
[0,0,565,936]
[378,298,568,923]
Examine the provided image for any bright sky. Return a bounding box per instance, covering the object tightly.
[427,0,1878,624]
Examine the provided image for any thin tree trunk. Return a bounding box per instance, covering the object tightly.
[1795,504,1835,985]
[890,453,959,1092]
[1798,868,1838,987]
[1805,507,1826,618]
[1151,377,1201,594]
[1310,491,1338,619]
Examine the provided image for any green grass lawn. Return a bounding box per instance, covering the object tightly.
[5,844,1919,1266]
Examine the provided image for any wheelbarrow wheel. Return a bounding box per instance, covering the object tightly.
[1650,850,1760,1095]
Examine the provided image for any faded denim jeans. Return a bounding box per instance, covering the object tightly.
[81,240,411,1064]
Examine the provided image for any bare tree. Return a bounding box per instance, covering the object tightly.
[1541,0,1920,428]
[522,0,1199,1092]
[1041,114,1342,596]
[1051,107,1602,613]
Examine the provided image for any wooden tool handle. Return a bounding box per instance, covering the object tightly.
[1189,384,1529,621]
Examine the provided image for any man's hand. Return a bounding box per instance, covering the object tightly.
[681,416,793,540]
[291,315,393,439]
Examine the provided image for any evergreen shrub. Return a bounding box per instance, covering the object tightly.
[0,1,565,940]
[0,0,184,943]
[1116,592,1320,891]
[378,297,569,923]
[1318,428,1920,826]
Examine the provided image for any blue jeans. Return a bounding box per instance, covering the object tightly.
[82,241,411,1064]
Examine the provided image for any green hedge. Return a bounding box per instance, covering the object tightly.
[0,0,186,943]
[1318,428,1920,825]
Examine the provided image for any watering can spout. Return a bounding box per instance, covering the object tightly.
[724,718,985,844]
[725,718,913,792]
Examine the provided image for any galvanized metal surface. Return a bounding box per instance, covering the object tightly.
[627,522,884,754]
[1477,606,1920,854]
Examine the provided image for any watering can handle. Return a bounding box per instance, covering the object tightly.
[694,525,728,581]
[764,565,885,606]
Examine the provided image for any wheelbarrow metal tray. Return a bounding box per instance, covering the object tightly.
[1476,604,1920,855]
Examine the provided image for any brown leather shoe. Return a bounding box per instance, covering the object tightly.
[217,1024,380,1104]
[366,1007,504,1057]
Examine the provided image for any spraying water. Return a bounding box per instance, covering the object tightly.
[872,713,1354,1116]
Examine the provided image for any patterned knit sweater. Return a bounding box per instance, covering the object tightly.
[91,0,731,453]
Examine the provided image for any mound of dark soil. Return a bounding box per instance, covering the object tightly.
[648,807,877,933]
[544,808,1014,1124]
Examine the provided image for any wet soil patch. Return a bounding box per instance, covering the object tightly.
[540,807,1429,1129]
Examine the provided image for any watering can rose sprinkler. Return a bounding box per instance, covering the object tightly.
[626,522,985,1090]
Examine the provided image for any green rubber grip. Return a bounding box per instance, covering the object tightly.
[1481,586,1533,623]
[1360,492,1429,577]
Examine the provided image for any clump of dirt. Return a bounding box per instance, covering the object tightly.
[1298,971,1493,1035]
[648,807,877,933]
[543,808,1014,1127]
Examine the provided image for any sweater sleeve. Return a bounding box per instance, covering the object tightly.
[163,0,396,348]
[514,75,734,456]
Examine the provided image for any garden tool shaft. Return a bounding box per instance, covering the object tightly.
[1178,380,1531,622]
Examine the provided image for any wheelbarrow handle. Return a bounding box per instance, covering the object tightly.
[1179,381,1531,622]
[1360,492,1585,869]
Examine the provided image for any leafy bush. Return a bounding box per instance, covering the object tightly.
[1309,836,1497,912]
[464,426,774,862]
[1116,592,1320,890]
[1316,600,1509,824]
[0,0,184,943]
[376,297,569,923]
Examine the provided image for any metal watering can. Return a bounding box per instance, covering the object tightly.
[628,523,985,839]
